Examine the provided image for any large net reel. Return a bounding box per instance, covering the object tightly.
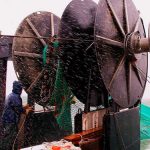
[12,11,60,106]
[59,0,108,108]
[95,0,148,108]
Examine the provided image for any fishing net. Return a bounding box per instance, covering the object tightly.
[49,60,74,134]
[140,104,150,140]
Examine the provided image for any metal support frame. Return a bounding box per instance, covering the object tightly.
[0,58,7,137]
[0,34,13,137]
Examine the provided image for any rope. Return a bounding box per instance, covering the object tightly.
[12,97,48,149]
[12,115,27,150]
[76,134,83,142]
[11,108,48,150]
[134,66,150,84]
[136,66,150,80]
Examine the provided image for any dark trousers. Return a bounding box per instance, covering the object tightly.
[0,123,18,150]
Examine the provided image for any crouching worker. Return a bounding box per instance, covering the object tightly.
[0,81,33,150]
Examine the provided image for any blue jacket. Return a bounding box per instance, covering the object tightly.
[2,81,24,124]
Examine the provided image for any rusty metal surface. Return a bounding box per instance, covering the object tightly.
[12,11,60,106]
[95,0,148,108]
[103,107,140,150]
[0,58,7,137]
[59,0,108,106]
[0,36,13,58]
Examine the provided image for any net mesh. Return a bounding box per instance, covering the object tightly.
[140,104,150,140]
[49,60,73,133]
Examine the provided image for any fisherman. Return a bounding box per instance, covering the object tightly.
[0,80,32,150]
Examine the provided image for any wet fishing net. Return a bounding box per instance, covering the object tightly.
[49,60,74,134]
[140,104,150,140]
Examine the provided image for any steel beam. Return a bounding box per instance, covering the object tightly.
[0,36,13,58]
[0,58,7,137]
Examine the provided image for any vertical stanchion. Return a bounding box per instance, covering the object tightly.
[0,58,7,137]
